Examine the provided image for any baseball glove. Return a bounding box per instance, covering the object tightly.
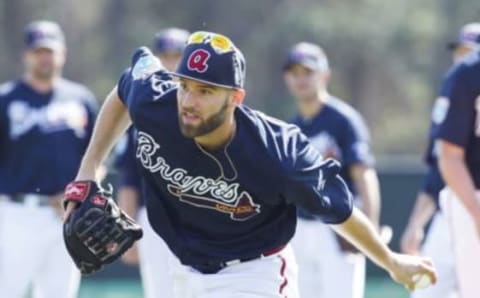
[62,180,143,274]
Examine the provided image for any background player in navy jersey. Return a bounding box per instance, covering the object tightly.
[401,23,480,298]
[115,27,189,298]
[283,42,381,298]
[63,31,436,297]
[436,26,480,298]
[0,20,97,298]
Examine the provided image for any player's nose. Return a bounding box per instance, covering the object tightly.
[180,91,197,109]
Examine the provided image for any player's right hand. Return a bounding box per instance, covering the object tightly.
[400,226,424,255]
[386,252,437,291]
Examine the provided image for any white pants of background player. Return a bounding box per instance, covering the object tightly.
[291,218,365,298]
[137,207,177,298]
[440,188,480,298]
[411,211,458,298]
[0,199,80,298]
[169,244,299,298]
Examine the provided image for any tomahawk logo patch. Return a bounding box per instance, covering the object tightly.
[187,49,211,73]
[136,131,260,221]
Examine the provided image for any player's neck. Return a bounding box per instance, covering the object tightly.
[298,90,329,120]
[194,116,236,151]
[23,73,59,94]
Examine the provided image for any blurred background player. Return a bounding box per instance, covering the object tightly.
[0,20,97,298]
[115,27,189,298]
[401,23,480,298]
[436,24,480,298]
[284,42,381,298]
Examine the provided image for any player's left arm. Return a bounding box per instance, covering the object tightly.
[330,207,436,290]
[284,129,436,290]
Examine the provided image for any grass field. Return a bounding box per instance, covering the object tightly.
[79,277,411,298]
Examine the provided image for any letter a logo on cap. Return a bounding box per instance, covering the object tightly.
[187,49,210,73]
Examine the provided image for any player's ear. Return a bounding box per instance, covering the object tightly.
[231,88,245,106]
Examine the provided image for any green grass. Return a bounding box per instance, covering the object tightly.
[365,277,408,298]
[79,277,409,298]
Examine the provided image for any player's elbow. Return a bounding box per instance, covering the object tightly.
[318,175,354,224]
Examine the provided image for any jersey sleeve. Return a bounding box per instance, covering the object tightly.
[437,67,476,147]
[339,112,374,167]
[117,69,132,105]
[282,128,353,224]
[116,46,169,106]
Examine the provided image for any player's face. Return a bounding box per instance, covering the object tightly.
[24,47,65,80]
[452,44,476,63]
[283,64,327,101]
[177,78,235,138]
[157,51,183,72]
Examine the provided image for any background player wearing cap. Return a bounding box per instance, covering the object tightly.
[401,23,480,298]
[284,42,381,298]
[64,31,436,297]
[115,27,189,298]
[0,20,97,298]
[435,23,480,298]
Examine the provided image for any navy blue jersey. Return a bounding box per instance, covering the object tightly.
[421,163,444,206]
[114,127,144,205]
[436,51,480,188]
[0,79,97,195]
[291,97,374,195]
[117,47,353,268]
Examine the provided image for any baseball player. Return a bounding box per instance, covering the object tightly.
[0,21,97,297]
[115,27,189,298]
[63,31,436,297]
[401,23,480,298]
[284,42,380,298]
[436,25,480,298]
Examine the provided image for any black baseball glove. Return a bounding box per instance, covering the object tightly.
[62,180,143,274]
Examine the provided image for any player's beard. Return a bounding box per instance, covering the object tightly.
[178,97,229,138]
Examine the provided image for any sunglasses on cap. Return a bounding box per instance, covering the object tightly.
[187,31,235,54]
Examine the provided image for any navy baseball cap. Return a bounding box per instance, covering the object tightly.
[170,31,246,89]
[447,23,480,50]
[283,42,329,72]
[24,20,65,51]
[154,28,190,53]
